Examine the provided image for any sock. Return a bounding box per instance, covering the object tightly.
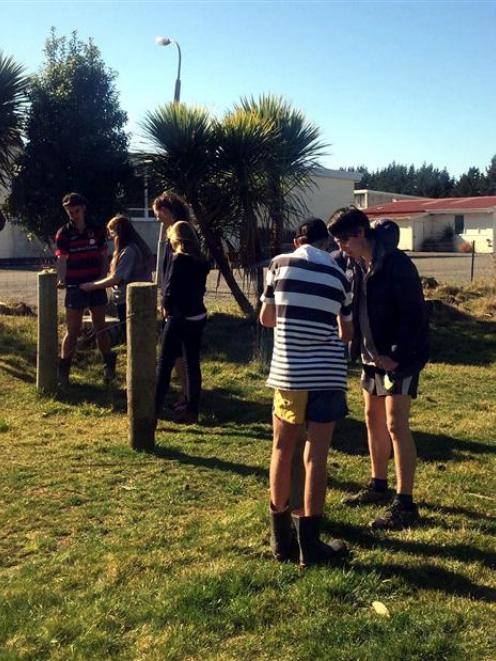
[371,478,388,493]
[396,493,414,508]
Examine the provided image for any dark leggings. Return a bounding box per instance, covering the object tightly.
[155,316,206,416]
[117,303,127,343]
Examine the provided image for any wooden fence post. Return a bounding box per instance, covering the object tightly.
[127,282,157,451]
[36,270,58,394]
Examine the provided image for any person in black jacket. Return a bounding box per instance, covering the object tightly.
[155,221,210,425]
[153,191,193,412]
[328,207,429,530]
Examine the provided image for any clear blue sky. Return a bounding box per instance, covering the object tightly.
[1,0,495,177]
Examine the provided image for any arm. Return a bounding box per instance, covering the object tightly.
[338,315,353,343]
[259,302,276,328]
[80,274,121,292]
[389,253,427,366]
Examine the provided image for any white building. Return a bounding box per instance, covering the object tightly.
[0,167,362,261]
[354,189,426,209]
[365,196,496,253]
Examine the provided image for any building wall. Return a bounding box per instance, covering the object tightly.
[428,212,494,253]
[0,220,49,261]
[299,175,357,225]
[355,190,424,209]
[394,220,414,251]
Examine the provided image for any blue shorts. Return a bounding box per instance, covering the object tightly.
[65,287,108,310]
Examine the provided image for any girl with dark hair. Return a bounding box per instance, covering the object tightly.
[155,221,210,425]
[80,215,153,339]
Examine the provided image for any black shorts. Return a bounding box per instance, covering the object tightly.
[361,365,419,399]
[65,287,108,310]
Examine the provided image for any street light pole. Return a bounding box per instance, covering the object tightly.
[155,36,182,102]
[142,159,152,219]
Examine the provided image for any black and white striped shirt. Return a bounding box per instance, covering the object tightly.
[261,245,352,391]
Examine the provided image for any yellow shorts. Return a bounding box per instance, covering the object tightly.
[273,389,308,425]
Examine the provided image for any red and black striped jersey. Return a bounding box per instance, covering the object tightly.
[54,222,108,285]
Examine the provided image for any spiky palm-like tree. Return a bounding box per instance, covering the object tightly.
[0,51,27,186]
[239,94,327,256]
[141,103,254,315]
[215,108,274,298]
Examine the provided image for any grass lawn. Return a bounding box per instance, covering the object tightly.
[0,289,495,660]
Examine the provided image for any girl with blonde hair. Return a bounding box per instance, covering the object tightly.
[155,221,210,424]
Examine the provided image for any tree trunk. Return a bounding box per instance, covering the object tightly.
[191,200,254,316]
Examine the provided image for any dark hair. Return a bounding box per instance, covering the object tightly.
[295,217,329,245]
[108,215,153,275]
[152,191,191,222]
[327,205,372,239]
[62,192,87,207]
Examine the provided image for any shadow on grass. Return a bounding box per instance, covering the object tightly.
[203,312,255,365]
[354,559,496,603]
[55,381,127,412]
[320,519,496,601]
[157,387,271,428]
[154,444,268,481]
[0,321,36,382]
[427,300,496,365]
[333,416,496,461]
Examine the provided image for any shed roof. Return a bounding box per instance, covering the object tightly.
[365,196,496,215]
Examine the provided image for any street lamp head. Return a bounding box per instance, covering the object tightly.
[155,36,172,47]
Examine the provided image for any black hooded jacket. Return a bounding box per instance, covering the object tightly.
[332,220,429,377]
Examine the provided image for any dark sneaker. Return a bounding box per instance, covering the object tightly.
[173,408,199,425]
[371,500,419,531]
[57,358,71,388]
[341,482,391,507]
[103,351,117,381]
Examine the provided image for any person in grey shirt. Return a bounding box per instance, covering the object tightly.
[80,215,153,342]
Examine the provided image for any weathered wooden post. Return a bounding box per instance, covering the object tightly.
[36,270,58,394]
[470,241,475,282]
[127,282,157,451]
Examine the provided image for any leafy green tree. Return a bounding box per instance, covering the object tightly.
[9,29,131,241]
[350,162,454,198]
[0,51,27,187]
[452,167,486,197]
[483,154,496,194]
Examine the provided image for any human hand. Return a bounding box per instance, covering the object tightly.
[56,281,66,289]
[375,355,398,371]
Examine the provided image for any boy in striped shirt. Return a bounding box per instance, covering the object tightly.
[260,217,353,567]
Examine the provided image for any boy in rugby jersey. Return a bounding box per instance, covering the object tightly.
[260,217,353,567]
[55,193,115,386]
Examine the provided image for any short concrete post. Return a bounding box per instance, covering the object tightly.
[36,270,58,394]
[127,282,157,451]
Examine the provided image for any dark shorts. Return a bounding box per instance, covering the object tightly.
[273,388,348,424]
[361,365,419,399]
[65,287,108,310]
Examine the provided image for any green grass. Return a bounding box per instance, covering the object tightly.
[0,291,495,660]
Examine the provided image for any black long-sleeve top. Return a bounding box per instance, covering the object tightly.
[162,252,210,318]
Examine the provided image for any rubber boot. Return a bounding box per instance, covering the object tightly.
[269,505,297,562]
[103,351,117,381]
[58,357,71,387]
[292,514,348,568]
